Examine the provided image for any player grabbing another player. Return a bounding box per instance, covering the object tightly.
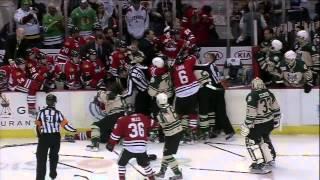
[106,106,156,180]
[155,93,183,180]
[241,77,281,172]
[35,94,77,180]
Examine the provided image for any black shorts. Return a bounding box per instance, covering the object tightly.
[247,121,274,142]
[174,93,198,115]
[118,149,150,167]
[198,87,215,115]
[163,132,183,156]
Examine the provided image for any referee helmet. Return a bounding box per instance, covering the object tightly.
[46,94,57,107]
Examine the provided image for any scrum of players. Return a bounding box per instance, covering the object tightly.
[0,23,319,178]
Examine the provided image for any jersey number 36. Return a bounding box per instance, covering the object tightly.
[128,122,145,138]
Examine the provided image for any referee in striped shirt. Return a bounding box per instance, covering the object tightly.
[121,49,150,115]
[35,94,77,180]
[194,53,235,140]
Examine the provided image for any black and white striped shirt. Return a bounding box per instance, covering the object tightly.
[123,65,149,98]
[194,62,222,86]
[35,107,76,134]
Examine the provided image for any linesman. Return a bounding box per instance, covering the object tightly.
[35,94,77,180]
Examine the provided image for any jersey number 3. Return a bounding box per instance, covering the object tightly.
[128,122,145,138]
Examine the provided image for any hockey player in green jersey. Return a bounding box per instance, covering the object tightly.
[155,93,183,180]
[70,0,97,37]
[295,30,320,85]
[257,39,283,84]
[279,50,313,93]
[241,77,281,172]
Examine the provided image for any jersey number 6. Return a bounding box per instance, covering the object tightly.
[178,70,189,84]
[128,122,145,138]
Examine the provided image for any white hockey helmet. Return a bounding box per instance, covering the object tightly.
[284,50,296,66]
[296,30,309,41]
[251,77,266,90]
[271,39,283,51]
[152,57,165,68]
[156,93,169,108]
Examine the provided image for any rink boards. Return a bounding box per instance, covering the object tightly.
[0,88,319,138]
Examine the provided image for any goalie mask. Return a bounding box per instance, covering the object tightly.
[156,93,169,108]
[46,94,57,107]
[251,77,266,90]
[284,50,296,67]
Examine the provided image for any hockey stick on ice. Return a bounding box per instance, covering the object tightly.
[113,150,147,177]
[58,161,107,174]
[205,141,245,147]
[204,142,246,158]
[190,167,271,174]
[0,140,72,149]
[59,154,104,159]
[278,154,319,157]
[74,174,90,180]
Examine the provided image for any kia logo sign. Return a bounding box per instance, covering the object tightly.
[234,50,251,60]
[204,51,223,60]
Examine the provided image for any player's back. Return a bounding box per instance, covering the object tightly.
[247,89,276,124]
[117,113,153,153]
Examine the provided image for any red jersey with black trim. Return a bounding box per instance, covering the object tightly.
[171,55,200,97]
[109,113,155,153]
[109,50,129,77]
[57,36,84,63]
[63,61,81,89]
[8,66,41,92]
[159,36,185,59]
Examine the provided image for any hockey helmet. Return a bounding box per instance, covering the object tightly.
[156,93,169,108]
[118,40,128,49]
[152,57,165,68]
[71,50,80,64]
[296,30,309,41]
[16,58,26,65]
[284,50,296,67]
[271,39,283,52]
[251,77,266,90]
[87,49,97,60]
[46,94,57,107]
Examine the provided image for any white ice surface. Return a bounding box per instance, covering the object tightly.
[0,135,319,180]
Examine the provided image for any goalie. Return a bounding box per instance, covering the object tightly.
[241,77,281,172]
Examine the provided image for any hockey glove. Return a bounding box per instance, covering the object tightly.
[304,84,312,93]
[240,124,250,137]
[106,143,114,152]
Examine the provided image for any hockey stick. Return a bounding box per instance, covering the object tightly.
[205,141,245,147]
[32,152,104,159]
[113,150,147,177]
[74,174,90,180]
[190,167,271,174]
[0,140,72,149]
[278,154,319,157]
[204,142,246,158]
[59,154,104,159]
[58,161,107,174]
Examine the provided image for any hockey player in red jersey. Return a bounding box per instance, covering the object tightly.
[56,27,85,67]
[37,54,61,91]
[171,47,200,143]
[8,58,42,116]
[63,50,81,90]
[178,17,197,48]
[159,27,185,63]
[106,105,156,180]
[25,48,41,81]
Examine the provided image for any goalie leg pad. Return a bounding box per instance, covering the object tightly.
[263,136,276,160]
[260,142,273,163]
[245,137,265,164]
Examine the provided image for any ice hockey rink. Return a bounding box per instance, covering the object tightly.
[0,135,319,180]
